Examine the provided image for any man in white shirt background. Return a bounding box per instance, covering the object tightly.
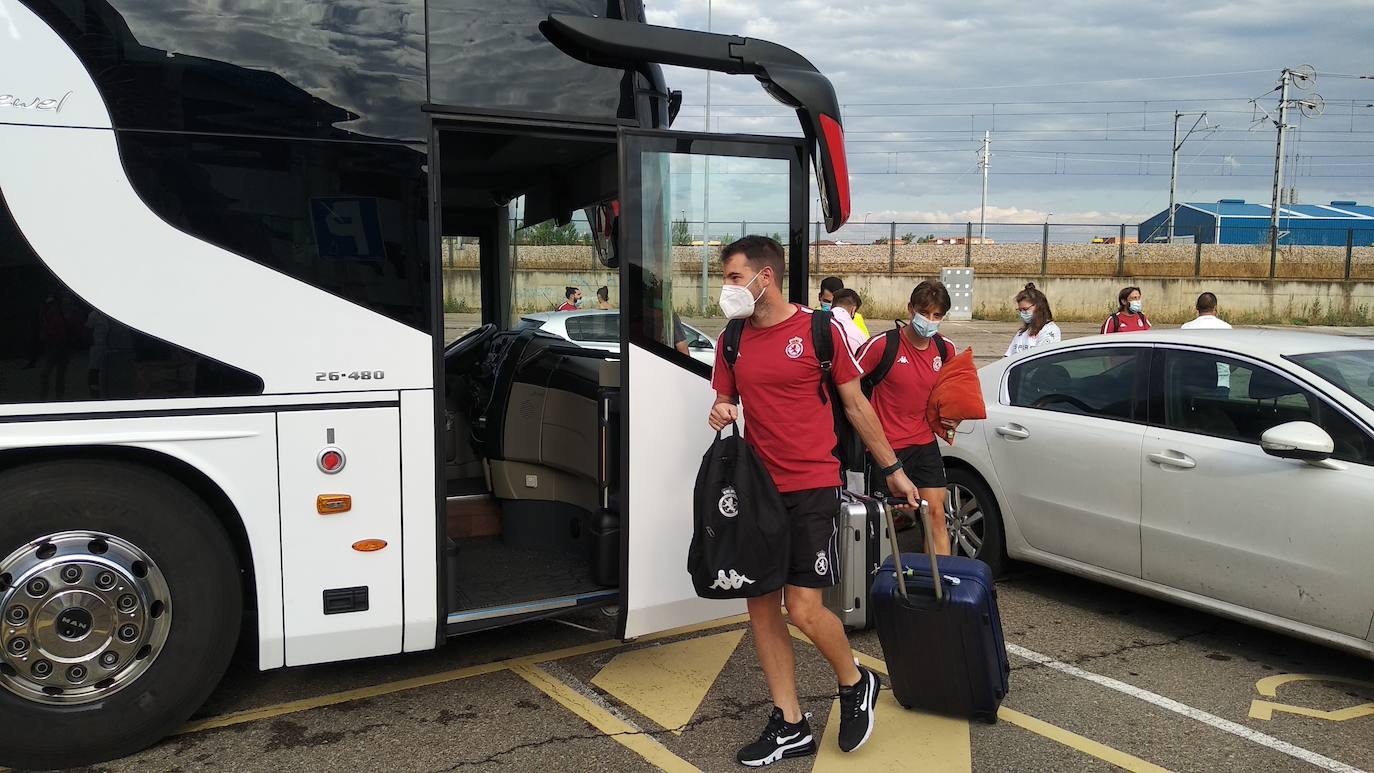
[1181,292,1231,391]
[1181,292,1231,330]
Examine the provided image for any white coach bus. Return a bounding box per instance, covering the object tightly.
[0,0,853,765]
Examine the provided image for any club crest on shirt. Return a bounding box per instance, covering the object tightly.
[785,336,804,359]
[932,355,943,372]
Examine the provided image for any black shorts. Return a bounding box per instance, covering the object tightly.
[778,487,840,589]
[869,442,947,492]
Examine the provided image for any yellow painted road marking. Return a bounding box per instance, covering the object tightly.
[1255,673,1374,698]
[1249,700,1374,722]
[513,663,699,773]
[997,707,1171,773]
[813,692,972,772]
[591,629,746,735]
[787,625,1173,773]
[180,613,751,735]
[1249,673,1374,723]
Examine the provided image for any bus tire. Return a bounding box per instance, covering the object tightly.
[0,460,243,769]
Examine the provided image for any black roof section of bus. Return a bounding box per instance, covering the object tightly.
[540,14,851,231]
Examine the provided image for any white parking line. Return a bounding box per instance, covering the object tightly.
[1006,643,1369,773]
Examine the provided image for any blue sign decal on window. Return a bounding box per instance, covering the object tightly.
[311,197,384,260]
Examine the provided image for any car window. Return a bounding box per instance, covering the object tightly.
[1008,347,1142,421]
[1161,350,1374,465]
[1288,350,1374,410]
[684,325,712,349]
[564,314,619,344]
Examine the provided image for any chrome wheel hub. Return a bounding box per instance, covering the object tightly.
[0,531,171,705]
[944,484,985,559]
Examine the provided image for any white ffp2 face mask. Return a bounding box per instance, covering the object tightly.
[719,271,767,320]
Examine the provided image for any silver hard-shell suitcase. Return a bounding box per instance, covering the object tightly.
[823,491,888,629]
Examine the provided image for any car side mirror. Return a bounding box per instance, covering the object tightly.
[1261,421,1334,463]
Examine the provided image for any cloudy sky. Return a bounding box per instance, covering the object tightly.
[644,0,1374,234]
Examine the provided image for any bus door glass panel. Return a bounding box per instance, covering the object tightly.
[618,130,806,638]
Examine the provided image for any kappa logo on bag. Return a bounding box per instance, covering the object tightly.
[814,551,829,576]
[718,487,739,518]
[785,336,804,359]
[709,569,756,591]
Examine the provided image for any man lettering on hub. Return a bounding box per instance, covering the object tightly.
[707,236,918,766]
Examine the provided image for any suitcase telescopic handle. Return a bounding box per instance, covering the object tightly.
[882,498,944,602]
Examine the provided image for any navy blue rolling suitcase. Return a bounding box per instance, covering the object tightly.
[871,499,1010,723]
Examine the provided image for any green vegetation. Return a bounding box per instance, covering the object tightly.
[519,220,587,246]
[671,218,692,246]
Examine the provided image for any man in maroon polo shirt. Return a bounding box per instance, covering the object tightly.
[707,236,918,766]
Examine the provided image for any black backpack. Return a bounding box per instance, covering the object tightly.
[688,424,789,599]
[1107,311,1150,332]
[721,310,864,473]
[861,325,950,395]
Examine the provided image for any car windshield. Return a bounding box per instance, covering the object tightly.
[1288,349,1374,410]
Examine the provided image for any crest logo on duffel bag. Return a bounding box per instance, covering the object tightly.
[814,551,829,576]
[785,336,804,359]
[709,569,756,590]
[718,487,739,518]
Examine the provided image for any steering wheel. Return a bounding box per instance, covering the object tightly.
[444,323,497,372]
[1031,393,1094,412]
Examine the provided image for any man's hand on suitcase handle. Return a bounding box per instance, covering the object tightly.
[883,469,919,511]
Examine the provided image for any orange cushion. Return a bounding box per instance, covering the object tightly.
[925,348,987,445]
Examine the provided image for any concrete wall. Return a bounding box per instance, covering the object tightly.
[971,275,1374,325]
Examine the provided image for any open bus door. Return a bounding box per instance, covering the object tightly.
[541,15,853,638]
[616,132,809,638]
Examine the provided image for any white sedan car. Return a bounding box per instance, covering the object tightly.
[517,309,717,365]
[940,329,1374,658]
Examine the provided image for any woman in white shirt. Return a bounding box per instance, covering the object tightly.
[1006,282,1062,356]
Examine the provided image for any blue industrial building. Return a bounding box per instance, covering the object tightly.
[1138,200,1374,246]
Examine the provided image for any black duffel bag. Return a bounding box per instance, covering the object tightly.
[688,423,788,599]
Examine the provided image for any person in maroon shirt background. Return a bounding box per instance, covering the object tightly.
[557,286,582,311]
[707,236,917,765]
[856,280,958,556]
[1101,286,1151,334]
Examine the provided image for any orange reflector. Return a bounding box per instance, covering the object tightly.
[352,539,387,552]
[316,495,352,514]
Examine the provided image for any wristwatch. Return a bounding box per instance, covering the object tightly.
[879,460,904,477]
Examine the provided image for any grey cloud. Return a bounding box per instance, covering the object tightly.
[648,0,1373,226]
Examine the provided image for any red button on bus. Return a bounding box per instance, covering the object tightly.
[318,447,346,474]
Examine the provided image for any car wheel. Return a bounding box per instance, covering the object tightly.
[944,467,1006,576]
[0,460,242,769]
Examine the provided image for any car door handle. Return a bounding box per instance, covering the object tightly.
[995,424,1030,440]
[1147,451,1196,469]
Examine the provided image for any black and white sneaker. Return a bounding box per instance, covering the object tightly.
[837,665,880,753]
[736,707,816,767]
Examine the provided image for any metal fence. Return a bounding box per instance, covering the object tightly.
[444,221,1374,281]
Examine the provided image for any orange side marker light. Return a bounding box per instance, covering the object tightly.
[352,539,387,552]
[316,495,352,514]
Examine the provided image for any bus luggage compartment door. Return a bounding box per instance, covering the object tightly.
[277,406,403,664]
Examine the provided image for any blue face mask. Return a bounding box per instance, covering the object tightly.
[820,301,832,311]
[1018,308,1035,324]
[911,313,940,338]
[1128,300,1143,314]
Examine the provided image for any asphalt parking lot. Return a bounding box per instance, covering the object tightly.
[63,316,1372,773]
[88,564,1374,772]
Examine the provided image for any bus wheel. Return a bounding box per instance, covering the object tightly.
[0,460,242,769]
